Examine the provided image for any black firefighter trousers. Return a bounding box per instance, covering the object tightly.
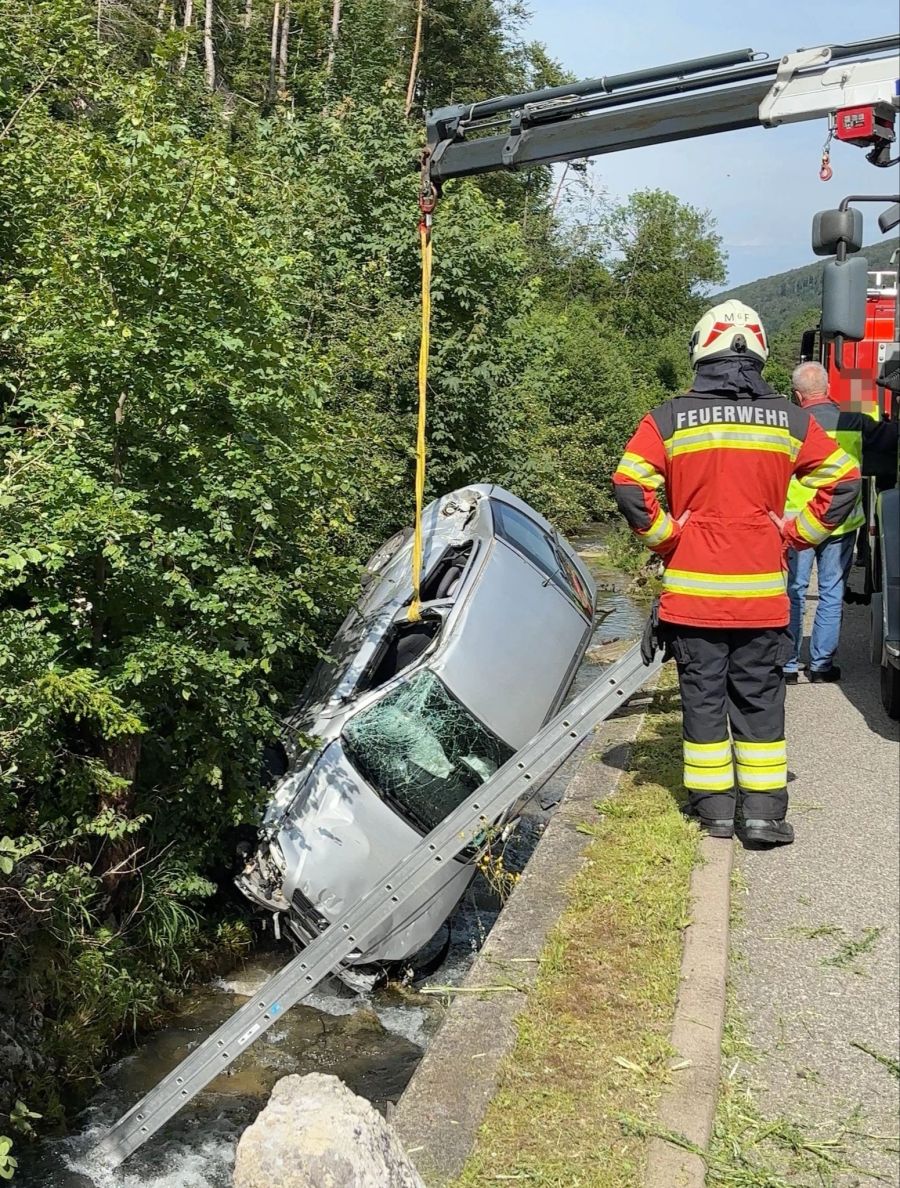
[665,625,792,823]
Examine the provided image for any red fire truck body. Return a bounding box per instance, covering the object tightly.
[821,273,898,417]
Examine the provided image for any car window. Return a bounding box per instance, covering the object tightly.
[492,500,592,621]
[491,500,560,581]
[554,547,594,619]
[342,671,514,834]
[298,608,369,710]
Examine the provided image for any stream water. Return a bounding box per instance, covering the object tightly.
[19,531,647,1188]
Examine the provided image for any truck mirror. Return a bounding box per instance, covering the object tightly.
[821,255,868,341]
[799,329,817,360]
[878,202,900,234]
[811,208,864,257]
[878,343,900,394]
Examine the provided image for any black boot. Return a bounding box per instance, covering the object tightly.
[699,819,736,839]
[683,806,734,839]
[809,665,841,683]
[738,818,794,847]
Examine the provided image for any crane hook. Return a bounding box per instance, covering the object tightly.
[819,118,834,182]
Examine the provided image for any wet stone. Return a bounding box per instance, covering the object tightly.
[233,1073,425,1188]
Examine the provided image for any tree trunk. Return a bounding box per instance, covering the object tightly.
[98,733,144,897]
[178,0,194,72]
[156,0,167,29]
[268,0,280,102]
[326,0,342,76]
[404,0,425,118]
[203,0,216,90]
[242,0,252,29]
[277,0,291,98]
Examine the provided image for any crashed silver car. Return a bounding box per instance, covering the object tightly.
[237,484,595,966]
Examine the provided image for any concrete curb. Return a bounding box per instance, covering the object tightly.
[392,684,658,1187]
[644,834,734,1188]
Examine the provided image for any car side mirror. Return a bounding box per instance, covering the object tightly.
[812,207,864,257]
[878,202,900,234]
[821,255,868,341]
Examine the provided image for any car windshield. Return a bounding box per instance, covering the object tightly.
[342,671,514,833]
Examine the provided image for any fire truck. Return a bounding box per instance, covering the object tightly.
[801,268,897,420]
[799,194,900,716]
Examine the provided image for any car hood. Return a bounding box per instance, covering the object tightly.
[275,741,419,919]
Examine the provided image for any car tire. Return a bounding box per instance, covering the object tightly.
[881,662,900,720]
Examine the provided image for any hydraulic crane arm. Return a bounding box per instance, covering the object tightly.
[423,36,900,187]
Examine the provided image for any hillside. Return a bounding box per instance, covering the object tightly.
[719,239,898,336]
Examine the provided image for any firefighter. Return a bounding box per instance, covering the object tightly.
[613,300,861,847]
[784,360,899,682]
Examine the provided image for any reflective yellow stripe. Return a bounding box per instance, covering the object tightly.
[683,740,732,767]
[666,569,785,586]
[798,446,858,489]
[663,569,786,599]
[664,584,785,600]
[684,764,735,791]
[735,765,787,791]
[735,737,786,791]
[622,451,657,476]
[734,740,786,763]
[642,507,674,547]
[673,439,794,458]
[683,740,733,790]
[794,505,830,545]
[614,458,665,490]
[670,425,795,459]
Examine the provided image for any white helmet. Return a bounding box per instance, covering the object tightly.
[689,299,769,367]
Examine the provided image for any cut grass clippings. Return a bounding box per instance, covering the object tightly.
[706,1015,893,1187]
[452,672,700,1188]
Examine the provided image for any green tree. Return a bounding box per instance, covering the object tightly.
[602,189,726,340]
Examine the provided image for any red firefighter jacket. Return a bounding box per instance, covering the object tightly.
[613,389,862,628]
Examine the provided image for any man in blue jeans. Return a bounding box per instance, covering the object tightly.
[784,361,897,683]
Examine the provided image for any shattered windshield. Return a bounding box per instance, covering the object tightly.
[342,671,514,833]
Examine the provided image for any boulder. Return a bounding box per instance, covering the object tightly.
[233,1073,425,1188]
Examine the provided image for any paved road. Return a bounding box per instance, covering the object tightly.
[733,593,900,1184]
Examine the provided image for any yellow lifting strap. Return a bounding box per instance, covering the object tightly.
[407,205,434,623]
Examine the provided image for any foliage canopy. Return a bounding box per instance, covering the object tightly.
[0,0,725,1132]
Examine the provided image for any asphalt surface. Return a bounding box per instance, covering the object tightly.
[733,590,900,1184]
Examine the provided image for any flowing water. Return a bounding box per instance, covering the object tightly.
[19,531,647,1188]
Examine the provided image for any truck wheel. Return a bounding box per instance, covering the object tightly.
[881,662,900,720]
[870,592,884,665]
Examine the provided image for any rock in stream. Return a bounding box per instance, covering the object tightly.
[233,1073,424,1188]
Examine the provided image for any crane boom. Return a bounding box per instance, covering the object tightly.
[423,37,900,186]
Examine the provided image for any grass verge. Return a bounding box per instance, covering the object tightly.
[452,672,700,1188]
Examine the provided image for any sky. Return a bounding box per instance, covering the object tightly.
[520,0,899,287]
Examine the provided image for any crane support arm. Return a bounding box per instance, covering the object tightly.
[424,37,900,186]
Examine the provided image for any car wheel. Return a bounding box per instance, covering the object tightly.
[881,661,900,720]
